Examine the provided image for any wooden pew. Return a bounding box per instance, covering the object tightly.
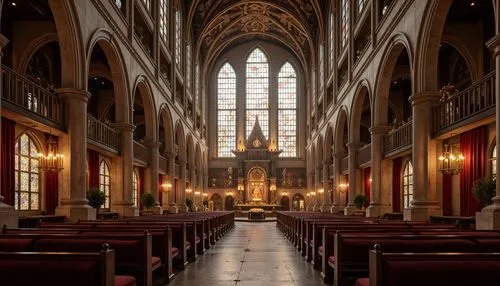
[361,245,500,286]
[0,246,136,286]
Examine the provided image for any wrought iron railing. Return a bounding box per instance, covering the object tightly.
[434,71,495,131]
[1,65,63,125]
[87,114,121,150]
[384,120,412,154]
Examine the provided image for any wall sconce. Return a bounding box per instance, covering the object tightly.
[237,184,244,192]
[270,184,276,192]
[161,182,172,192]
[310,191,316,196]
[338,183,349,192]
[318,188,324,195]
[226,191,233,196]
[281,191,289,196]
[194,191,201,196]
[186,188,192,194]
[202,193,208,198]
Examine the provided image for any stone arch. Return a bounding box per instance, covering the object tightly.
[324,124,334,163]
[440,36,478,82]
[245,45,271,65]
[86,28,130,123]
[174,121,186,162]
[315,135,324,169]
[333,107,349,154]
[159,105,174,156]
[132,76,157,141]
[17,34,59,75]
[374,34,413,126]
[350,80,372,144]
[48,0,86,88]
[186,133,195,173]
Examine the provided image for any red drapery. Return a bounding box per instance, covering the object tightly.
[364,167,371,208]
[1,118,15,206]
[138,168,144,209]
[44,134,59,214]
[460,127,485,216]
[87,150,100,188]
[158,174,163,205]
[392,157,402,212]
[442,174,453,216]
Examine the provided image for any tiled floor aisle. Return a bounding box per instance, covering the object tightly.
[169,222,325,286]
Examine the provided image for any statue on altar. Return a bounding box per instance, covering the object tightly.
[252,186,263,201]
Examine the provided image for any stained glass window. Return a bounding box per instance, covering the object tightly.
[278,62,297,157]
[492,145,497,178]
[160,0,169,44]
[357,0,367,14]
[402,161,413,209]
[115,0,122,9]
[319,44,324,91]
[329,13,334,71]
[141,0,151,12]
[217,63,237,157]
[175,10,182,67]
[246,48,269,139]
[133,169,139,207]
[195,64,200,109]
[14,134,40,211]
[186,44,192,90]
[341,0,349,49]
[99,160,111,208]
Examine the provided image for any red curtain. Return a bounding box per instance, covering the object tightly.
[44,134,59,214]
[158,174,163,205]
[442,174,453,216]
[460,127,485,216]
[138,168,144,209]
[392,157,402,213]
[1,118,15,206]
[364,167,371,208]
[87,150,100,188]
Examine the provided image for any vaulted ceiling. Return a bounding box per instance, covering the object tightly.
[186,0,324,74]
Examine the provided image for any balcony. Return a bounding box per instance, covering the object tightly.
[87,114,121,151]
[341,155,349,173]
[357,143,371,166]
[384,120,412,155]
[434,72,495,135]
[133,141,148,163]
[1,65,64,129]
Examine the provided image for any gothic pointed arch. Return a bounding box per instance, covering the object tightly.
[132,76,157,142]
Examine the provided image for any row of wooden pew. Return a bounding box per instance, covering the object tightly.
[0,211,235,286]
[276,211,500,286]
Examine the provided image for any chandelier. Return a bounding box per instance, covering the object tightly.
[38,134,63,172]
[438,142,464,175]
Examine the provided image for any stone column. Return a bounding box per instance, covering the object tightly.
[178,160,188,212]
[404,92,442,221]
[306,171,313,210]
[330,152,343,214]
[321,162,332,212]
[366,125,392,217]
[0,33,18,228]
[55,88,96,221]
[145,139,162,214]
[477,27,500,229]
[111,123,138,217]
[314,166,321,211]
[166,152,177,213]
[344,143,360,215]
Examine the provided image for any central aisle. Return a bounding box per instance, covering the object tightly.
[170,222,325,286]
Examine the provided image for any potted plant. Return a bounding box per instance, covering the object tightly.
[141,193,156,215]
[86,188,105,213]
[353,194,368,209]
[186,198,194,212]
[472,177,496,208]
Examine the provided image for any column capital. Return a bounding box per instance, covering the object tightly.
[346,142,363,151]
[56,88,91,103]
[408,92,440,107]
[487,34,500,57]
[369,125,392,135]
[112,122,135,132]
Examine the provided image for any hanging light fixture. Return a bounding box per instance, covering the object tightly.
[38,134,63,172]
[438,141,464,175]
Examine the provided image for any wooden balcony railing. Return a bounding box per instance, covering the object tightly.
[384,120,412,154]
[341,155,349,172]
[434,71,495,131]
[2,65,63,126]
[87,114,121,150]
[159,155,167,173]
[357,143,371,166]
[133,141,148,163]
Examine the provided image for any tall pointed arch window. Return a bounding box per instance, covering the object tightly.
[132,169,139,207]
[341,0,349,49]
[217,63,237,157]
[99,161,111,208]
[160,0,169,43]
[175,9,182,67]
[492,144,497,178]
[329,12,334,71]
[14,134,40,211]
[186,44,192,90]
[278,62,297,157]
[246,48,269,139]
[402,161,413,209]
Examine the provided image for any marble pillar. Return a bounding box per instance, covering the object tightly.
[145,139,162,214]
[166,152,178,213]
[344,143,361,215]
[178,160,188,212]
[55,88,96,221]
[321,162,332,212]
[366,125,392,217]
[330,152,343,214]
[404,92,442,221]
[0,33,17,228]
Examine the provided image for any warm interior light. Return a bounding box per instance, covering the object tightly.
[194,191,201,196]
[318,188,324,194]
[186,188,192,193]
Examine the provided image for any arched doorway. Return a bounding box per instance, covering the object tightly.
[211,194,223,210]
[280,196,290,210]
[292,193,305,211]
[225,196,234,210]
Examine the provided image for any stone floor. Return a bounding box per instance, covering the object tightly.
[169,222,326,286]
